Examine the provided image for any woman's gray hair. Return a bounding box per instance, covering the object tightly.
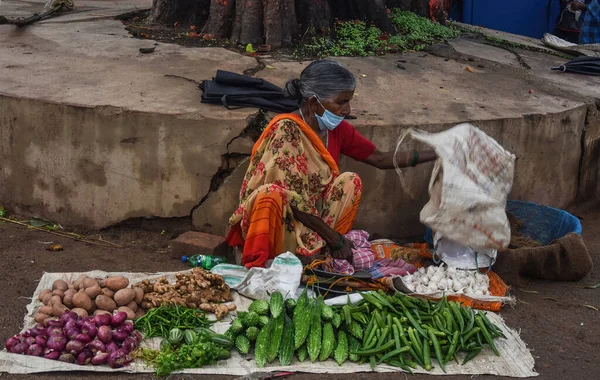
[283,59,356,103]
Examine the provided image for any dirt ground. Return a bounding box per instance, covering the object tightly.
[0,202,599,380]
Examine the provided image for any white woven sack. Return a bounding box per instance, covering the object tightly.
[412,123,515,250]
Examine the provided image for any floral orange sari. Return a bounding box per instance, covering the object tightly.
[227,114,363,268]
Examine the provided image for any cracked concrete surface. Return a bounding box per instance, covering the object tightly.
[190,111,269,235]
[1,0,599,236]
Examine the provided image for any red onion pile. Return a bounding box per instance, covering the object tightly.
[5,311,141,368]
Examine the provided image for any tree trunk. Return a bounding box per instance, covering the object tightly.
[295,0,330,37]
[230,0,263,45]
[386,0,430,18]
[205,0,235,37]
[150,0,435,46]
[331,0,396,34]
[150,0,211,26]
[263,0,298,47]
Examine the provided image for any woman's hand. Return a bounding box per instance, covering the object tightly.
[331,237,355,263]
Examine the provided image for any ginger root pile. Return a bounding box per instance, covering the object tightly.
[198,303,237,320]
[135,268,236,320]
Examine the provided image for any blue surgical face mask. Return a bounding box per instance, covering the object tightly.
[315,97,344,131]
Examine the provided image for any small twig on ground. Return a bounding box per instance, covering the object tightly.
[298,27,311,46]
[97,235,123,248]
[0,216,122,248]
[164,74,201,86]
[519,288,539,294]
[543,297,559,302]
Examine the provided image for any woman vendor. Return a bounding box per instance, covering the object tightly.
[226,60,437,268]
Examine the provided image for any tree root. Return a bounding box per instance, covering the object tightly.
[0,1,73,27]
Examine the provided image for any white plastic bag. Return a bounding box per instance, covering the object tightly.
[411,123,515,250]
[210,252,303,300]
[433,233,496,269]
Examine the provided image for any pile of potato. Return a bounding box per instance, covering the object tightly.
[35,275,145,323]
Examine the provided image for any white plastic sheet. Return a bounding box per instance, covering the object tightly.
[0,270,537,377]
[211,251,303,300]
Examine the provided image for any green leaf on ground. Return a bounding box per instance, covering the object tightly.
[0,207,6,217]
[584,282,600,289]
[245,44,256,53]
[29,217,60,230]
[29,217,53,227]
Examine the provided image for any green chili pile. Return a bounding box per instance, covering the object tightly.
[134,305,212,339]
[341,291,506,372]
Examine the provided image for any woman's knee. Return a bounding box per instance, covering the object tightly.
[255,184,286,198]
[337,171,360,180]
[336,172,362,189]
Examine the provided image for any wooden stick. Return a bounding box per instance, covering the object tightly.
[0,216,123,248]
[96,235,124,248]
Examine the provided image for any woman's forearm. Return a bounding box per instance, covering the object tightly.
[365,149,437,170]
[291,208,340,246]
[402,150,437,167]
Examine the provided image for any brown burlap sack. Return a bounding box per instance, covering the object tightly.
[493,233,593,285]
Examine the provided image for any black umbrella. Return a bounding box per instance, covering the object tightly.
[200,70,299,113]
[552,56,600,76]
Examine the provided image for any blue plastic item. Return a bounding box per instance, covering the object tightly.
[459,0,562,39]
[424,200,582,246]
[505,200,582,245]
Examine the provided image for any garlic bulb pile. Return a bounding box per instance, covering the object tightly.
[402,265,491,296]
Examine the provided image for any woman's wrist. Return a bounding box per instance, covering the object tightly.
[419,149,437,164]
[410,150,419,166]
[329,234,345,251]
[403,150,424,167]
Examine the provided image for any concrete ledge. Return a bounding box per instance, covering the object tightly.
[0,95,250,227]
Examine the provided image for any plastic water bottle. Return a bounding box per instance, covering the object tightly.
[182,254,227,270]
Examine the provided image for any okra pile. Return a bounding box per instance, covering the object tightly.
[346,291,505,372]
[227,290,506,372]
